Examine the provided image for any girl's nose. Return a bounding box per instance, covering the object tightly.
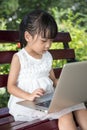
[45,42,51,49]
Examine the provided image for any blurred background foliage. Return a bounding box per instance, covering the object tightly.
[0,0,87,60]
[0,0,87,107]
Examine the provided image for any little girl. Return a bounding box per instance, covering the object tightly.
[7,9,87,130]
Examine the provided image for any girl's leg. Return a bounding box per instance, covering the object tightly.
[58,112,77,130]
[74,109,87,130]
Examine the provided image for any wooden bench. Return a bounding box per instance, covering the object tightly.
[0,30,76,130]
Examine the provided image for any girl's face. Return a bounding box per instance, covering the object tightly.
[25,32,53,56]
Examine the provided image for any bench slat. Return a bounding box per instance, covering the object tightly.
[0,107,9,118]
[0,74,8,88]
[49,49,75,60]
[12,119,58,130]
[0,116,14,126]
[53,68,62,78]
[0,116,58,130]
[0,30,71,43]
[0,31,19,43]
[0,49,75,64]
[0,51,17,64]
[54,32,71,42]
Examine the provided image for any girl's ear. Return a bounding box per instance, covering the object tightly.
[24,31,32,43]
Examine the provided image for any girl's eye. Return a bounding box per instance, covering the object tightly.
[41,39,47,42]
[42,40,47,42]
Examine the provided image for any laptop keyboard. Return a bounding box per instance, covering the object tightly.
[36,100,51,108]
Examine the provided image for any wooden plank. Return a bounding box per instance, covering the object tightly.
[0,107,9,118]
[0,117,57,130]
[12,119,58,130]
[49,49,75,60]
[21,119,58,130]
[0,116,14,126]
[0,51,17,64]
[0,74,8,88]
[0,31,71,43]
[54,32,71,42]
[53,68,62,79]
[0,119,27,130]
[0,30,19,43]
[0,49,75,64]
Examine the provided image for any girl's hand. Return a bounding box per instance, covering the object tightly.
[28,88,45,101]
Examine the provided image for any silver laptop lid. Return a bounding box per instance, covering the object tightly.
[48,61,87,113]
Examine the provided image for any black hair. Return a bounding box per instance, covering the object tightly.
[19,9,58,48]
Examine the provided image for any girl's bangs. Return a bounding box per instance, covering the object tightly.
[40,27,57,39]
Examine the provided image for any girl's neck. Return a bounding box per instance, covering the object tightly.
[24,47,42,59]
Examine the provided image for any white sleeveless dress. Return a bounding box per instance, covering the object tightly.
[8,48,54,121]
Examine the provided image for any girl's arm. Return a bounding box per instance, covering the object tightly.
[49,68,58,87]
[7,54,44,101]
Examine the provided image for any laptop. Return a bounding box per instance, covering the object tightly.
[17,61,87,114]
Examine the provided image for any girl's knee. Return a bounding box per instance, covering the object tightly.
[59,112,74,124]
[74,109,87,119]
[74,109,87,130]
[58,113,77,130]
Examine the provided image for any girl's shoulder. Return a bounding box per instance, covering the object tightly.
[14,48,26,64]
[16,48,24,55]
[16,48,27,60]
